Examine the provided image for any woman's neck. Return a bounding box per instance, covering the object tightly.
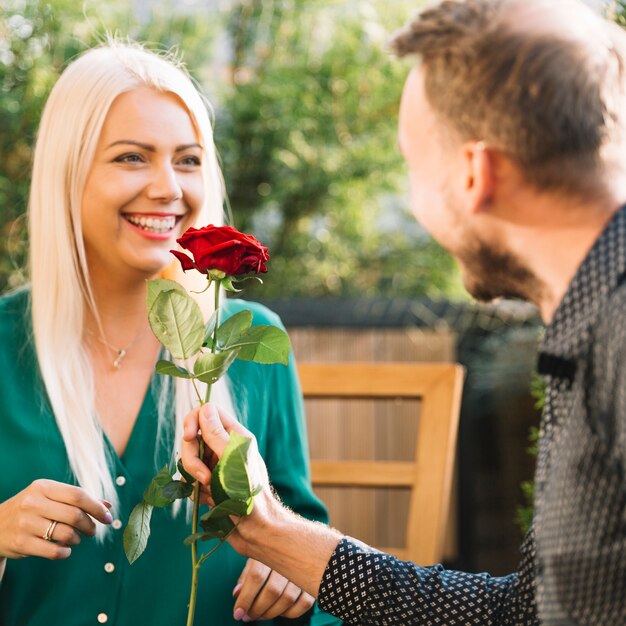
[85,269,154,342]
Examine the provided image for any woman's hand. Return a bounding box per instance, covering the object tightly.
[232,558,315,622]
[0,479,113,560]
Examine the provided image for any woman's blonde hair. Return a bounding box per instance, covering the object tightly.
[28,41,232,533]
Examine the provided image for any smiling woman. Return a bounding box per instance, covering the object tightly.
[0,41,340,626]
[81,87,205,279]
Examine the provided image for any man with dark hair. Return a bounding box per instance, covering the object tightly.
[181,0,626,623]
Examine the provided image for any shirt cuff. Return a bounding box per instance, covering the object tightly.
[317,536,384,623]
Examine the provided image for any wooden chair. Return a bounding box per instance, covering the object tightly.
[298,362,464,565]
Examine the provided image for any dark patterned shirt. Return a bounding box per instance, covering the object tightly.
[317,206,626,625]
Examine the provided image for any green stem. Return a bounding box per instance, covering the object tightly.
[187,281,222,626]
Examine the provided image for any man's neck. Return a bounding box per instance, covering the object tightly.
[505,192,623,323]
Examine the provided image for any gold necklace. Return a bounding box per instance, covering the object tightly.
[87,326,151,369]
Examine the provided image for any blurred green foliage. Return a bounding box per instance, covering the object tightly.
[0,0,461,298]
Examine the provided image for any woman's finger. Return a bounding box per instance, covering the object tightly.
[244,570,293,620]
[38,480,113,526]
[233,558,272,621]
[277,589,316,620]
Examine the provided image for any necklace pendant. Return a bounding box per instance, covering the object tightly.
[113,349,127,369]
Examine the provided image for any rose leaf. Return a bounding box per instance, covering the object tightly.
[193,351,238,384]
[149,289,204,359]
[162,480,194,501]
[228,325,291,365]
[143,466,175,508]
[123,501,153,564]
[146,278,186,311]
[155,360,191,379]
[216,310,253,348]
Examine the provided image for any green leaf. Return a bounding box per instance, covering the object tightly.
[217,432,263,501]
[216,310,253,347]
[123,501,153,564]
[200,498,250,521]
[193,351,238,384]
[149,290,204,359]
[184,515,235,544]
[203,309,219,348]
[155,360,191,379]
[183,531,216,545]
[198,514,236,539]
[221,276,242,293]
[177,459,195,485]
[211,461,229,506]
[161,480,193,501]
[228,325,291,365]
[146,278,186,311]
[143,466,174,508]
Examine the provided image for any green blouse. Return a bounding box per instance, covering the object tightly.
[0,289,341,626]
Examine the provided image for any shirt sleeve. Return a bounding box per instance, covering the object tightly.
[317,534,539,625]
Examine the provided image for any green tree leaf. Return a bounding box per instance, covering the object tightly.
[162,480,194,501]
[123,501,153,564]
[193,351,238,384]
[143,466,175,508]
[149,289,204,359]
[155,359,192,379]
[227,325,291,365]
[216,310,253,347]
[146,278,186,311]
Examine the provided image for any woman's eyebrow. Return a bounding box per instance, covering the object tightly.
[105,140,203,151]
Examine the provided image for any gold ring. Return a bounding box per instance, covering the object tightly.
[43,520,58,542]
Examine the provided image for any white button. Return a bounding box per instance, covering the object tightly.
[111,519,122,530]
[97,613,108,624]
[104,562,115,573]
[115,476,126,487]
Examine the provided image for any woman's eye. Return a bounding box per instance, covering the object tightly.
[179,155,201,166]
[114,153,144,164]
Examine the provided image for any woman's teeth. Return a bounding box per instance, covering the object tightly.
[125,215,176,233]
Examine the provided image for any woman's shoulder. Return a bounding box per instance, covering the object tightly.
[222,297,285,329]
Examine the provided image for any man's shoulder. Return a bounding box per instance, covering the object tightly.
[590,280,626,371]
[599,280,626,332]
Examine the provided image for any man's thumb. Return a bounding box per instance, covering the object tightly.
[199,403,230,458]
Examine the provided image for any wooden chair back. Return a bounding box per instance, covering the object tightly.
[298,362,464,565]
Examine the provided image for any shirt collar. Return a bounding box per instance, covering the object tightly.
[540,204,626,361]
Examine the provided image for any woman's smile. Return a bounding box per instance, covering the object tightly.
[122,212,183,239]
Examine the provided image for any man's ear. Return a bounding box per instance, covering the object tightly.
[462,141,494,214]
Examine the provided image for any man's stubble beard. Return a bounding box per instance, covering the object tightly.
[457,233,544,305]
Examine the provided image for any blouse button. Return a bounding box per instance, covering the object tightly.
[111,519,122,530]
[115,476,126,487]
[104,562,115,574]
[97,613,108,623]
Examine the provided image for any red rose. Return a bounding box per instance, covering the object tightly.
[171,225,269,276]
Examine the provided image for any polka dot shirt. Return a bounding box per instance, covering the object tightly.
[317,207,626,625]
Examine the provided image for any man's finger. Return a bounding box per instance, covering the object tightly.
[182,406,201,441]
[198,403,231,457]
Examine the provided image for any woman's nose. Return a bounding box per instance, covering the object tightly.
[146,163,183,202]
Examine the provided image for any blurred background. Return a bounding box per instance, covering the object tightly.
[2,0,624,576]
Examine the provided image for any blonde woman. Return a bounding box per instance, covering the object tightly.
[0,42,340,626]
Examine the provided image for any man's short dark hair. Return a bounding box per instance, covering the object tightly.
[390,0,625,198]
